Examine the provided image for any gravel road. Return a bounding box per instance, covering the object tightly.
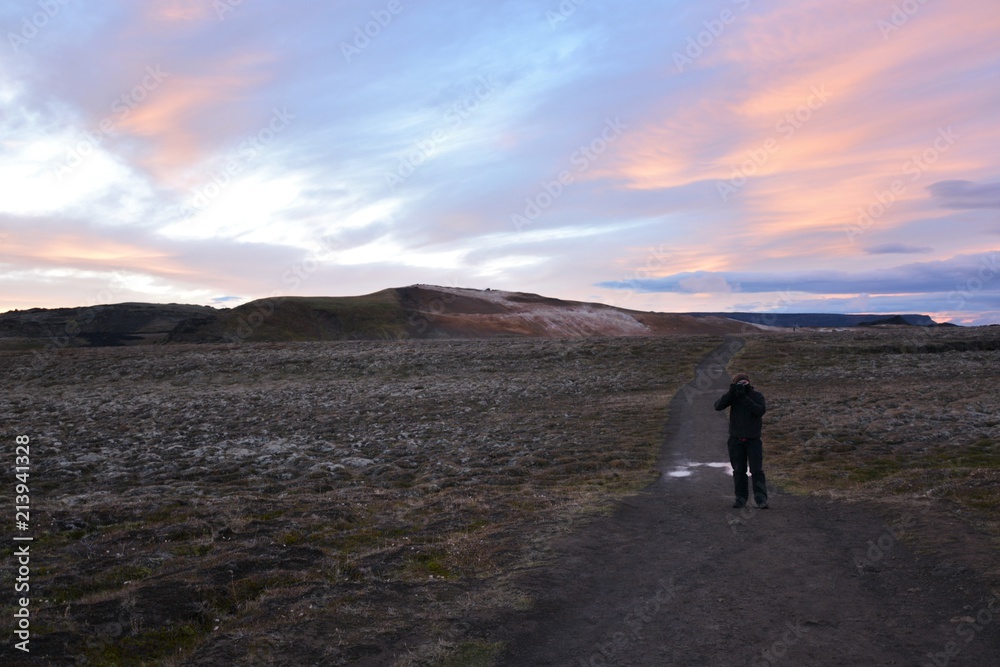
[490,338,1000,666]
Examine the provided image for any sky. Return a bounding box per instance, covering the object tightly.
[1,0,999,324]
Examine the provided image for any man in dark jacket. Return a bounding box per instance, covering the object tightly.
[714,372,768,509]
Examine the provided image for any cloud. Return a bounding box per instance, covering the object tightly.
[608,0,1000,255]
[142,0,218,23]
[116,52,279,180]
[2,0,999,324]
[677,273,734,294]
[865,243,932,254]
[0,214,308,304]
[927,180,1000,209]
[598,251,1000,296]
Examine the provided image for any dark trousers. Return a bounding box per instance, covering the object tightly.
[727,436,767,502]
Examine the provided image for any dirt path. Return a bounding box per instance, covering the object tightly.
[488,338,1000,666]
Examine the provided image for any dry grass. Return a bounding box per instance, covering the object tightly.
[0,335,719,665]
[734,326,1000,580]
[9,327,996,663]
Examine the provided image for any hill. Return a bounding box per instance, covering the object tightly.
[168,285,759,343]
[0,286,955,348]
[0,286,759,348]
[0,302,217,348]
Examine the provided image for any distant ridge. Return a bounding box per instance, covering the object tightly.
[0,286,953,349]
[686,312,941,328]
[0,286,760,348]
[857,315,917,327]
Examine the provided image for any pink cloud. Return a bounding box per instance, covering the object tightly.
[141,0,219,24]
[116,50,277,181]
[609,0,1000,269]
[3,231,187,279]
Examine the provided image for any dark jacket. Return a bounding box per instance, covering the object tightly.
[714,384,766,438]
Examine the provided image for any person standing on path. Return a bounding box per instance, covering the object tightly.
[714,372,769,509]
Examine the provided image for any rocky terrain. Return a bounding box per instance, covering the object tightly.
[489,332,1000,666]
[738,325,1000,573]
[1,335,719,665]
[2,325,997,665]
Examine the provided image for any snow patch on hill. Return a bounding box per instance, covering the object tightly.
[420,286,652,336]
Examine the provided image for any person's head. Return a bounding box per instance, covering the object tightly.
[732,373,751,386]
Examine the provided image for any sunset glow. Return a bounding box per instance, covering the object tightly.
[2,0,998,322]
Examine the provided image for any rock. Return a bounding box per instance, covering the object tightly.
[343,457,375,468]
